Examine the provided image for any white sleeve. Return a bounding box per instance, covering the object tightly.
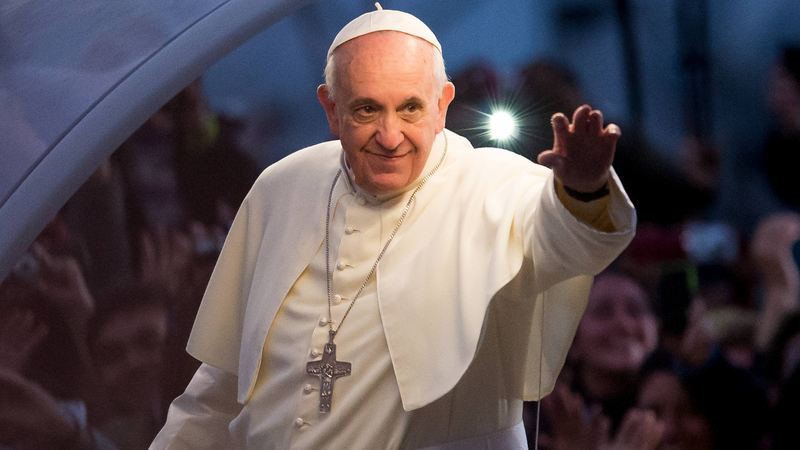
[149,364,243,450]
[523,169,636,294]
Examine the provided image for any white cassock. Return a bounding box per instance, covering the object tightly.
[150,129,636,449]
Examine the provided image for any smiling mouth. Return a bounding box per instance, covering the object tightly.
[368,151,408,160]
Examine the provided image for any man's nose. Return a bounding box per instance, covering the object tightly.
[375,114,404,150]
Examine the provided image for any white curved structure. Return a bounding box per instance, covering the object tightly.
[0,0,315,280]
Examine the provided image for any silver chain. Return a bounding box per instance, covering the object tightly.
[325,133,448,341]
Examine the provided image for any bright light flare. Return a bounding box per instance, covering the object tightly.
[489,111,516,141]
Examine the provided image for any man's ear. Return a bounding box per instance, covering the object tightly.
[317,85,340,136]
[435,82,456,134]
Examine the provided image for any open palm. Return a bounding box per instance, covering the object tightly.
[538,105,620,193]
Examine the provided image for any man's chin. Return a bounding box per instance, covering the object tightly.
[363,175,411,195]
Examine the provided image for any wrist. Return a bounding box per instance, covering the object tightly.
[561,182,610,202]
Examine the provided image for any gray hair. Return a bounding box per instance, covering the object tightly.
[323,40,448,103]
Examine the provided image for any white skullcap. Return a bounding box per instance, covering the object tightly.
[327,2,442,58]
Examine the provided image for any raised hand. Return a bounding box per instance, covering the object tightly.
[26,242,94,330]
[0,368,90,450]
[751,212,800,287]
[751,212,800,349]
[598,408,664,450]
[538,105,620,193]
[539,382,609,450]
[0,309,48,374]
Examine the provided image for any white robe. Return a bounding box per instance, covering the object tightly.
[151,129,636,449]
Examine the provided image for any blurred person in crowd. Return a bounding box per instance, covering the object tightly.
[88,284,172,450]
[764,46,800,209]
[754,212,800,450]
[151,5,636,449]
[536,383,663,450]
[766,313,800,450]
[56,77,258,294]
[62,156,135,294]
[566,266,659,428]
[765,312,800,398]
[107,78,259,311]
[444,62,501,147]
[529,265,661,449]
[114,78,259,237]
[135,223,222,403]
[751,212,800,351]
[637,350,770,450]
[0,240,115,449]
[515,60,586,160]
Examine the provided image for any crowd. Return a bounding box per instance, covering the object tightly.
[1,45,800,449]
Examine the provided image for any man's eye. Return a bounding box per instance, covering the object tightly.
[353,106,377,121]
[355,106,376,115]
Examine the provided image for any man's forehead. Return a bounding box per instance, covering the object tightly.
[337,33,438,95]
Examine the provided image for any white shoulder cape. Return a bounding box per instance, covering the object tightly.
[186,130,636,410]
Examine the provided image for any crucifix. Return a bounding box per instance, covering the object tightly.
[306,332,351,413]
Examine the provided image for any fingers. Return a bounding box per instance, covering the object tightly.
[603,123,622,148]
[571,105,591,133]
[588,110,603,136]
[560,105,618,138]
[568,105,606,135]
[613,408,664,450]
[551,112,570,138]
[542,382,583,428]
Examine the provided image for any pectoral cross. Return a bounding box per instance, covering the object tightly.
[306,333,351,413]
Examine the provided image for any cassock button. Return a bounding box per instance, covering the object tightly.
[295,418,305,427]
[311,348,320,358]
[356,196,367,206]
[334,295,343,304]
[336,260,346,270]
[319,317,328,326]
[344,226,354,235]
[303,383,313,393]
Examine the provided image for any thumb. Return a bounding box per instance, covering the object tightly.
[537,150,565,172]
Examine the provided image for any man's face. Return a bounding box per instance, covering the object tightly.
[318,31,455,195]
[93,305,168,413]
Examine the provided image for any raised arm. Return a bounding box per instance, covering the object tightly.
[523,105,634,295]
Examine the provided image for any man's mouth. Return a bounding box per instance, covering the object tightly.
[368,151,408,160]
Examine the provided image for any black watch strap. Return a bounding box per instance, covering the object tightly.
[562,183,610,202]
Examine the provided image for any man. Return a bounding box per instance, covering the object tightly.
[89,284,172,450]
[151,5,635,449]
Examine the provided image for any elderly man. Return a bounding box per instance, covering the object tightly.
[151,5,635,450]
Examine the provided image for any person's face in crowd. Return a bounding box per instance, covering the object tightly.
[93,305,168,413]
[638,371,714,450]
[318,31,455,195]
[572,273,658,374]
[768,64,800,132]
